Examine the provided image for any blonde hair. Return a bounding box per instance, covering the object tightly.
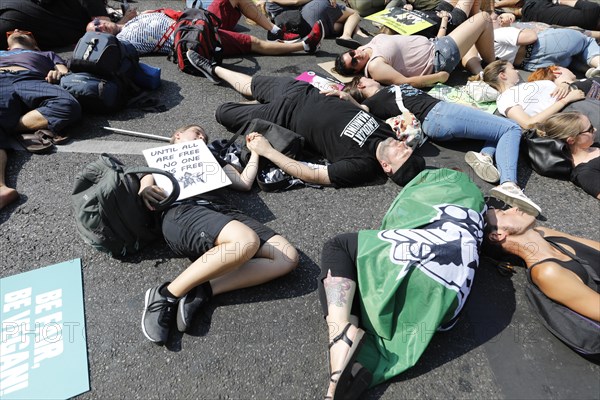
[482,60,510,91]
[170,124,207,144]
[536,112,585,141]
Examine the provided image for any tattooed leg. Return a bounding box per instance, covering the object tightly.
[323,270,359,399]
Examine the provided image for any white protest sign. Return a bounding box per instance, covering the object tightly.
[143,140,231,200]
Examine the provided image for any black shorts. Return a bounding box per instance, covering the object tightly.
[161,201,277,261]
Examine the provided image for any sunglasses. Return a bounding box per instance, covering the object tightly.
[348,50,359,67]
[5,30,33,39]
[578,124,595,135]
[93,18,102,32]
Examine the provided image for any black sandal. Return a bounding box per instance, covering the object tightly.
[326,323,365,400]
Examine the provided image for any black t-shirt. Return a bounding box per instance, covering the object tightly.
[287,87,394,187]
[362,84,441,123]
[571,144,600,198]
[572,77,600,98]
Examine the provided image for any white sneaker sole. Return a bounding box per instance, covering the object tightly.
[176,296,189,333]
[141,288,160,343]
[465,152,500,183]
[489,186,541,216]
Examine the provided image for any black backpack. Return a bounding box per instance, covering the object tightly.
[525,240,600,360]
[170,7,223,75]
[72,154,180,258]
[67,32,141,111]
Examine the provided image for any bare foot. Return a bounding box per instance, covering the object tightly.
[0,185,19,210]
[325,323,359,399]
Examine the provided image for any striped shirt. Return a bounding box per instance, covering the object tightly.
[117,13,175,55]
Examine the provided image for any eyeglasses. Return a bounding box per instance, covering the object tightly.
[348,50,359,67]
[93,18,102,32]
[578,124,595,135]
[5,30,33,39]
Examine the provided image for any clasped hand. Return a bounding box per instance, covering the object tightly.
[245,132,272,155]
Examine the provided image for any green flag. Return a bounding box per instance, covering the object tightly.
[355,169,485,385]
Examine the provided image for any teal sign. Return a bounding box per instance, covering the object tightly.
[1,259,89,399]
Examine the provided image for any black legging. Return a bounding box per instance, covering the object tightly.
[317,233,362,318]
[522,0,600,31]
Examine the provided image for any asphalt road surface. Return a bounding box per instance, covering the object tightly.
[1,1,599,398]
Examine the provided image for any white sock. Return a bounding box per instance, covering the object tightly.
[303,41,309,51]
[270,26,281,34]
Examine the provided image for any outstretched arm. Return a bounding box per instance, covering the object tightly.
[223,133,262,191]
[532,262,600,322]
[320,89,369,111]
[246,135,331,185]
[505,89,586,128]
[367,58,449,88]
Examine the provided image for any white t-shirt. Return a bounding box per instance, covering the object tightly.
[494,27,521,64]
[496,80,557,116]
[117,13,175,55]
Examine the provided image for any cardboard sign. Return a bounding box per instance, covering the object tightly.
[0,259,89,400]
[296,71,345,91]
[318,61,355,84]
[143,139,231,200]
[366,8,434,35]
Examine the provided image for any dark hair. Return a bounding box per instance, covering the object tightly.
[333,52,357,76]
[481,205,526,273]
[343,76,366,103]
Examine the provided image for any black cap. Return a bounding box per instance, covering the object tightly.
[389,154,425,186]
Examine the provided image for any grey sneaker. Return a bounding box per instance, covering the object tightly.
[186,50,220,84]
[141,282,177,345]
[176,284,211,332]
[489,182,541,216]
[465,151,500,183]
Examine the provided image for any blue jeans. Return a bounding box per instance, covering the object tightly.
[521,28,600,71]
[422,102,522,183]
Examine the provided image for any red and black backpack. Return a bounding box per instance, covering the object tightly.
[168,7,223,75]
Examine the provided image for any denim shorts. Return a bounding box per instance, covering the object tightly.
[161,201,277,261]
[432,36,461,73]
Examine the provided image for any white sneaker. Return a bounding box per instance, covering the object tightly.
[585,67,600,79]
[465,151,500,183]
[489,182,541,216]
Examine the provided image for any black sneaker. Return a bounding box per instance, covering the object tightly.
[267,27,301,43]
[176,284,211,332]
[141,282,177,345]
[303,20,324,54]
[186,50,220,84]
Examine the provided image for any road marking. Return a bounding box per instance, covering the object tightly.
[55,140,162,155]
[7,139,163,155]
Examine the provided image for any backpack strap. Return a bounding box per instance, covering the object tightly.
[101,153,180,211]
[393,85,410,114]
[152,22,176,53]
